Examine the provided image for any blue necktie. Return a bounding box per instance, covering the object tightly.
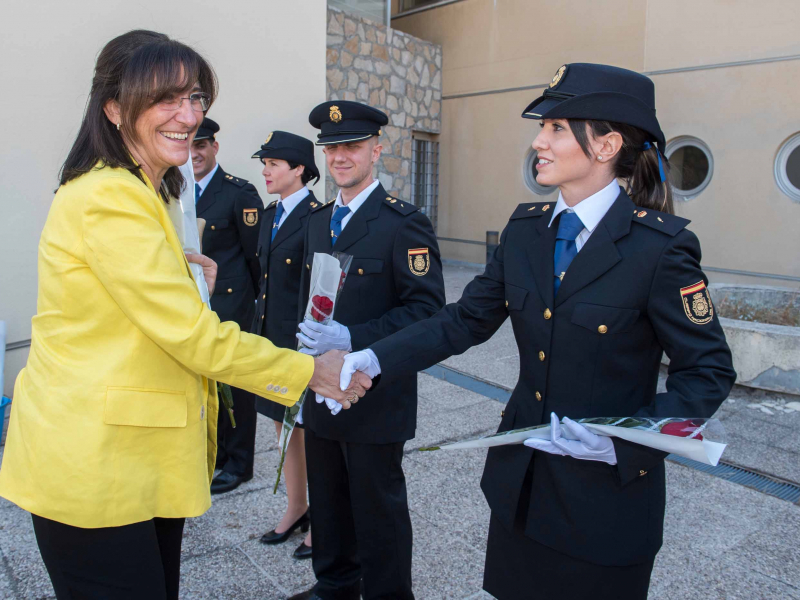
[194,183,201,204]
[553,211,584,295]
[271,202,285,243]
[330,205,351,246]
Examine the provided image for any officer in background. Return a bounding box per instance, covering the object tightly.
[192,117,264,494]
[287,101,446,600]
[250,131,321,559]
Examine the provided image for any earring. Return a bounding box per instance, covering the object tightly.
[597,155,603,161]
[116,123,120,131]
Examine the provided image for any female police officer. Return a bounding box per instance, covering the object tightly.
[339,63,735,599]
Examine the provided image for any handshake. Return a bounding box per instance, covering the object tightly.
[299,318,381,413]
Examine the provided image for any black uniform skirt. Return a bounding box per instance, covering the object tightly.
[483,513,654,600]
[255,396,304,428]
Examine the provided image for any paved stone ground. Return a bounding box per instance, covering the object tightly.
[0,263,798,599]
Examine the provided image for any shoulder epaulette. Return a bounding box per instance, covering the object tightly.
[266,200,278,210]
[223,174,248,188]
[311,199,335,213]
[307,198,321,209]
[509,201,554,220]
[630,208,690,236]
[383,195,418,215]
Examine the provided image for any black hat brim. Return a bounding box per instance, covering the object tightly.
[251,147,320,180]
[314,132,378,146]
[522,91,665,146]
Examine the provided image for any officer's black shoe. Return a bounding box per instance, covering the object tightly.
[292,539,312,560]
[260,509,310,545]
[210,471,251,495]
[286,589,323,600]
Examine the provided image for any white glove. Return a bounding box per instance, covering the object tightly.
[524,412,617,465]
[315,350,382,416]
[296,319,351,356]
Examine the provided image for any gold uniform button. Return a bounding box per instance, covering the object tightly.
[306,264,311,270]
[538,351,545,361]
[358,268,364,275]
[501,410,505,418]
[505,300,509,308]
[280,387,288,395]
[286,259,292,265]
[544,308,552,320]
[598,325,608,334]
[639,470,647,477]
[227,288,233,294]
[535,391,542,401]
[261,315,265,319]
[264,273,268,279]
[263,294,266,300]
[210,225,215,230]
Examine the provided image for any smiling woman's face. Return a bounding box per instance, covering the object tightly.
[531,119,595,188]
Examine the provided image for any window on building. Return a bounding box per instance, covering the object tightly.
[775,133,800,203]
[411,135,439,230]
[665,136,713,200]
[522,148,556,196]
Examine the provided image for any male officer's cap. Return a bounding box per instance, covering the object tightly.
[308,100,389,146]
[251,131,321,184]
[522,63,666,147]
[195,117,220,141]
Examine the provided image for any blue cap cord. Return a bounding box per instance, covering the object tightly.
[642,141,666,183]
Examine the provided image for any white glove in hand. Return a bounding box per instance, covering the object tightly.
[316,350,382,416]
[524,412,617,465]
[296,319,351,355]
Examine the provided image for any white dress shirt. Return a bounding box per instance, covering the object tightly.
[548,179,621,252]
[195,163,219,198]
[333,179,381,231]
[274,187,310,230]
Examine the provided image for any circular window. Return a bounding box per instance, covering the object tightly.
[522,148,557,196]
[775,133,800,203]
[665,136,713,200]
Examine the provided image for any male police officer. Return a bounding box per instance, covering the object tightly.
[287,102,445,600]
[193,117,264,494]
[251,131,321,559]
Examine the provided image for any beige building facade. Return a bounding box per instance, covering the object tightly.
[1,0,327,397]
[391,0,800,289]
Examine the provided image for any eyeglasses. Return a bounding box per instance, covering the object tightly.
[157,92,211,112]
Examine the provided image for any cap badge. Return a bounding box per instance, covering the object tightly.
[408,248,430,276]
[264,132,273,144]
[550,65,567,88]
[329,105,343,123]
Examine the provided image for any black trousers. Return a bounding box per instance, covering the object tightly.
[32,514,185,600]
[216,385,257,478]
[305,428,414,600]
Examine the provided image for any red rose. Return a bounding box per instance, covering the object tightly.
[660,419,705,440]
[310,295,334,322]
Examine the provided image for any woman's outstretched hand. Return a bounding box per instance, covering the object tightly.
[185,252,218,296]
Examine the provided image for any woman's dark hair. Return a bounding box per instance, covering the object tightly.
[568,120,673,214]
[60,30,218,201]
[287,161,319,186]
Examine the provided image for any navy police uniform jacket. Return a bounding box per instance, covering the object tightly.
[370,190,735,566]
[252,190,321,421]
[300,183,446,444]
[197,167,263,329]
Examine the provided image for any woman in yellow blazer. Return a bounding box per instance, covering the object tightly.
[0,30,367,600]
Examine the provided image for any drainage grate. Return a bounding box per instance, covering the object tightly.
[422,363,800,505]
[667,454,800,504]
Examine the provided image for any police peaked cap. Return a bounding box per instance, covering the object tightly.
[308,100,388,146]
[522,63,666,147]
[252,131,320,184]
[195,117,220,141]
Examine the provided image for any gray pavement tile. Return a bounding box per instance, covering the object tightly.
[179,546,283,600]
[405,448,491,554]
[406,399,501,452]
[409,511,486,600]
[240,537,316,597]
[719,432,800,484]
[418,375,494,417]
[0,507,54,599]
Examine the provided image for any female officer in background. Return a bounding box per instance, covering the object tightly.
[342,63,735,599]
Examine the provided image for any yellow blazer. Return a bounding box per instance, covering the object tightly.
[0,164,313,528]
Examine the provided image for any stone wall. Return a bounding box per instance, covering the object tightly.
[325,7,442,202]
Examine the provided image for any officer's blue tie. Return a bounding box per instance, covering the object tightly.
[553,211,585,296]
[330,205,351,246]
[271,202,285,243]
[194,183,201,204]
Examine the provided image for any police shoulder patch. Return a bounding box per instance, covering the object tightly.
[384,196,418,215]
[408,247,430,276]
[243,208,258,226]
[510,202,552,220]
[631,208,690,236]
[680,280,714,325]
